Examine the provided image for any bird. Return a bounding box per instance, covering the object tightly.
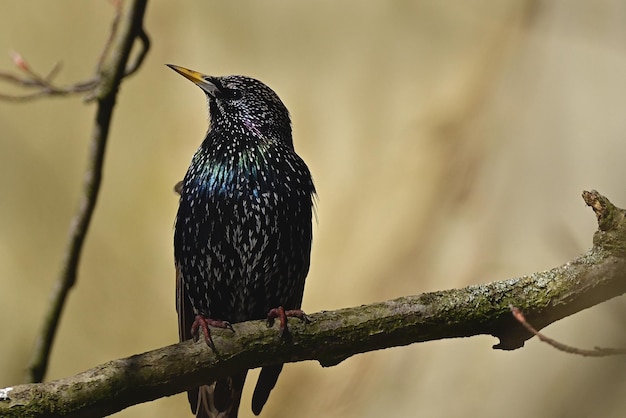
[168,64,315,418]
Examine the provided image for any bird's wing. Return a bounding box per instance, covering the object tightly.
[177,264,248,418]
[176,264,201,413]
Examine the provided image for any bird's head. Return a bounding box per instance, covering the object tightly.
[167,64,292,146]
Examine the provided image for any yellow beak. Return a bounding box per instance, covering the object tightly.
[167,64,219,96]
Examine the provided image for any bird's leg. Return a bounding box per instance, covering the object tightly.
[190,315,234,348]
[266,306,310,337]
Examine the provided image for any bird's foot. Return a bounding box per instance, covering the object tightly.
[266,306,310,338]
[190,315,234,348]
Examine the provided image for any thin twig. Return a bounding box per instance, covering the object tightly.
[0,52,99,101]
[26,0,150,383]
[124,27,150,77]
[0,0,126,102]
[44,61,63,82]
[95,0,123,74]
[510,305,626,357]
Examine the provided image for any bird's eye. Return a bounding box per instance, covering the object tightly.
[222,88,242,100]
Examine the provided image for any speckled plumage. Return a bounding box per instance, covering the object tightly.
[169,65,314,418]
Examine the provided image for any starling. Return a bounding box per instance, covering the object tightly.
[168,64,315,418]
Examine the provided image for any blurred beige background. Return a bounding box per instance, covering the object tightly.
[1,1,626,417]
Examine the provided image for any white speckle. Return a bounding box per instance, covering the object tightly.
[0,387,13,401]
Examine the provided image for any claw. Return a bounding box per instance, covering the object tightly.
[266,306,310,338]
[190,315,234,349]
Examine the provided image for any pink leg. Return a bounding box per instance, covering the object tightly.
[190,315,233,348]
[266,306,311,337]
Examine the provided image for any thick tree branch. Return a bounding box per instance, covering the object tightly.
[2,190,625,417]
[26,0,150,384]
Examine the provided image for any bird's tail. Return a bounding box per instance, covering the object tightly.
[188,364,284,417]
[251,364,284,415]
[190,372,248,418]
